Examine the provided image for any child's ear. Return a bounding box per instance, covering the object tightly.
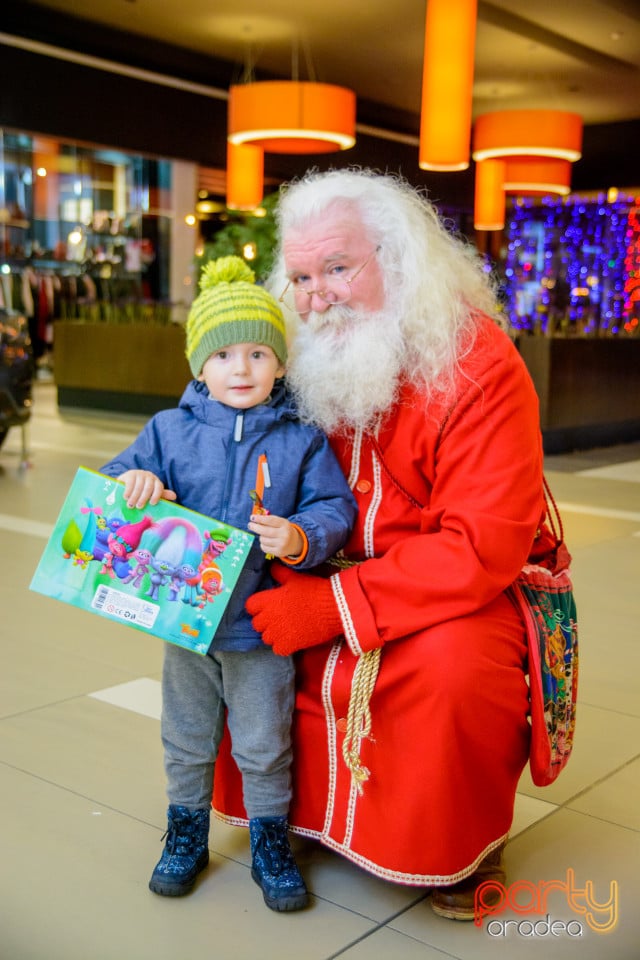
[276,363,286,378]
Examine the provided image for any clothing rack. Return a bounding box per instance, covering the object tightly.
[0,262,158,359]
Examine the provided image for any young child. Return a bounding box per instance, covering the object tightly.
[100,256,356,912]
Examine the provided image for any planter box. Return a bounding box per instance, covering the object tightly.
[52,323,640,452]
[517,337,640,453]
[53,321,192,415]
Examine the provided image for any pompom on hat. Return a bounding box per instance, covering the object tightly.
[185,256,287,377]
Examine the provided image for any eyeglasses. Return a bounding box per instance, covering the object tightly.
[278,246,381,312]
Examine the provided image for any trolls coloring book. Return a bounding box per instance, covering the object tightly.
[30,467,254,655]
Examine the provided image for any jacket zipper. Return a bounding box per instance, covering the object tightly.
[220,412,244,523]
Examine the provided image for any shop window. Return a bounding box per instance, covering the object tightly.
[0,129,173,357]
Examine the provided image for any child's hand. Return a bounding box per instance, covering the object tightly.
[248,514,303,559]
[118,469,178,508]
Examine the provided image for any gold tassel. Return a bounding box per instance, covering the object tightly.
[341,647,382,794]
[327,555,383,794]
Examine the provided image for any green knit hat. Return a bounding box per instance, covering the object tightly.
[185,256,287,377]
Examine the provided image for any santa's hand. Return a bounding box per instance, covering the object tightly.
[246,565,343,656]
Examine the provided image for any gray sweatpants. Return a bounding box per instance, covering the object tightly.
[161,642,295,819]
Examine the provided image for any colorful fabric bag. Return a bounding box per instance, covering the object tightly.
[508,479,579,786]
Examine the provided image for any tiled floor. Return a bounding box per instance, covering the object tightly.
[1,381,639,960]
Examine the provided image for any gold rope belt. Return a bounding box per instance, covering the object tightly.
[326,556,382,794]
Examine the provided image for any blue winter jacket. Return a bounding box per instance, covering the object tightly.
[100,379,356,652]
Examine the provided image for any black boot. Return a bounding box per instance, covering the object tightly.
[250,816,309,912]
[149,805,210,896]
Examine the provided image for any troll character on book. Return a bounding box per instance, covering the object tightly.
[34,475,248,653]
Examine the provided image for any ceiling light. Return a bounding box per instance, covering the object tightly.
[226,142,264,211]
[228,81,356,154]
[419,0,478,171]
[474,159,506,231]
[503,158,572,196]
[472,110,583,162]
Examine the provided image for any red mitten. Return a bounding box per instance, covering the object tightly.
[246,564,343,656]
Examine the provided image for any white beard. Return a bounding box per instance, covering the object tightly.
[286,304,405,435]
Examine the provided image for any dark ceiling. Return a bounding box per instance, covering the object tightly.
[2,0,639,207]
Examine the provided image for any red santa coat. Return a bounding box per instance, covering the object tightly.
[213,316,544,885]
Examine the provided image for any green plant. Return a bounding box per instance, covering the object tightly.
[194,191,279,284]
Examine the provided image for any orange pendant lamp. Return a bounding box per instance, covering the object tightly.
[473,111,581,230]
[474,159,506,231]
[226,142,264,211]
[419,0,478,171]
[228,81,356,154]
[503,158,572,196]
[474,157,574,231]
[472,110,583,162]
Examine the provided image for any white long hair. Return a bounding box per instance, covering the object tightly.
[267,167,503,404]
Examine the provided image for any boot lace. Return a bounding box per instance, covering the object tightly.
[255,824,296,875]
[162,812,199,856]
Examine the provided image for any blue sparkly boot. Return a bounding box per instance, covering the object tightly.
[250,816,309,912]
[149,804,210,896]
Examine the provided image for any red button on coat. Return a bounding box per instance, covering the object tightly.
[336,717,348,732]
[355,479,372,494]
